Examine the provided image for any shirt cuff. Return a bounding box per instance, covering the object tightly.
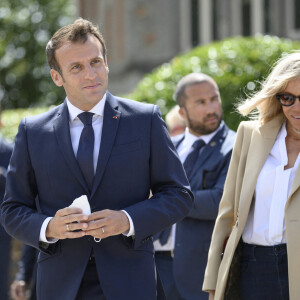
[121,210,135,237]
[39,217,58,243]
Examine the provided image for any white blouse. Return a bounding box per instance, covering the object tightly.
[243,123,300,245]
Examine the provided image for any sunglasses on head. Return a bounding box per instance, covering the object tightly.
[276,93,300,106]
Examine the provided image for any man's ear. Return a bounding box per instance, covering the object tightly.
[105,56,109,73]
[179,106,187,121]
[50,69,64,87]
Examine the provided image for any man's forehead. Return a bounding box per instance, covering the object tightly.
[186,81,219,93]
[55,37,104,64]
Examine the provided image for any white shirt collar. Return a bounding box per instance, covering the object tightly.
[66,93,107,122]
[182,121,224,149]
[270,122,288,166]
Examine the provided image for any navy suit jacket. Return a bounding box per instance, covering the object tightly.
[173,124,235,300]
[15,244,37,300]
[1,92,193,300]
[0,138,13,300]
[0,138,13,240]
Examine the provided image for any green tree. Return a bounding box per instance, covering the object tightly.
[129,36,300,130]
[0,0,75,109]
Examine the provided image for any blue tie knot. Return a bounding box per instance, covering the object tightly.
[192,139,205,150]
[78,112,94,126]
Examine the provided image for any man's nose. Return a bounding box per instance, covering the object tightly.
[84,65,96,80]
[206,101,216,113]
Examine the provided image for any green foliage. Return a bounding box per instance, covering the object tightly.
[1,107,51,141]
[0,0,75,109]
[129,36,300,130]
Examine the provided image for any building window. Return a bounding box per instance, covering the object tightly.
[295,0,300,29]
[286,0,300,38]
[242,0,251,36]
[191,0,199,46]
[264,0,271,33]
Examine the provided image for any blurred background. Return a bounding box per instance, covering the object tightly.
[1,0,300,298]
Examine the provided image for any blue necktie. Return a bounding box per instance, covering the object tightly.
[183,139,205,180]
[77,112,95,191]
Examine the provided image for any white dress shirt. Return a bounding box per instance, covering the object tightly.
[243,123,300,245]
[154,122,224,251]
[40,94,134,242]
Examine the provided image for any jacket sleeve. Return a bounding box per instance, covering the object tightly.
[124,105,194,249]
[15,244,37,283]
[188,150,233,220]
[0,118,49,250]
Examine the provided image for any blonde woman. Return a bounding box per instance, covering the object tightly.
[203,52,300,300]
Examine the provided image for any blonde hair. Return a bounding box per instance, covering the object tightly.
[238,51,300,124]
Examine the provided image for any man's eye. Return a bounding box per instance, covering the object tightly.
[72,65,80,70]
[92,59,101,64]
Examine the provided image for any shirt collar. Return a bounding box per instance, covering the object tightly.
[66,93,107,122]
[270,121,288,165]
[182,121,224,149]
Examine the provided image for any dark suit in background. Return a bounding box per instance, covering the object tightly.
[11,244,37,300]
[0,138,13,300]
[172,125,235,299]
[154,73,235,300]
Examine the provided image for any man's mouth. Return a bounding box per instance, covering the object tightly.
[84,83,101,89]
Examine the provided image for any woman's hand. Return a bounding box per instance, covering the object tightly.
[208,290,215,300]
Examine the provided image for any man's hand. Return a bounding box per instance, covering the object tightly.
[85,210,130,239]
[10,280,26,300]
[46,207,89,240]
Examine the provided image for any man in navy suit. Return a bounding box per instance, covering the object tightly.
[1,18,193,300]
[0,138,13,300]
[154,73,235,299]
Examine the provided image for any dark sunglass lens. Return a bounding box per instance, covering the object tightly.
[279,94,294,105]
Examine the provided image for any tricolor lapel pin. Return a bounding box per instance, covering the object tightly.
[113,116,118,119]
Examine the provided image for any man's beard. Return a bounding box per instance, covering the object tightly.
[187,112,223,135]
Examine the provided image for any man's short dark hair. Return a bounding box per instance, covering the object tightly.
[174,73,218,107]
[46,18,107,75]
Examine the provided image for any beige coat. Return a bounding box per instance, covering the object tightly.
[203,114,300,300]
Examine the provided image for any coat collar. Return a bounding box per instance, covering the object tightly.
[90,92,121,200]
[238,114,285,227]
[173,124,229,180]
[52,93,121,198]
[53,101,90,194]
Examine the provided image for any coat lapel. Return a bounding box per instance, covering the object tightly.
[189,125,228,180]
[90,93,121,199]
[53,101,89,194]
[238,115,284,226]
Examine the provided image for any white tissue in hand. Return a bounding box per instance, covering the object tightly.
[69,195,91,215]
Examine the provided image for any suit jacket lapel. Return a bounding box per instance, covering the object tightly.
[238,115,284,227]
[189,125,228,180]
[91,93,121,199]
[174,126,228,181]
[53,101,89,194]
